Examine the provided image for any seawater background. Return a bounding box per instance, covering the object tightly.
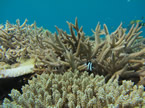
[0,0,145,36]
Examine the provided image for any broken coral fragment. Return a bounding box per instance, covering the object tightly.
[2,70,145,107]
[0,59,35,78]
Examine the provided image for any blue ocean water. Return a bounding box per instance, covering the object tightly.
[0,0,145,36]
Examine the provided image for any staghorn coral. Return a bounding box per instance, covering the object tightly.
[29,18,145,84]
[0,19,45,78]
[0,19,46,63]
[91,22,145,83]
[2,70,145,108]
[0,19,29,62]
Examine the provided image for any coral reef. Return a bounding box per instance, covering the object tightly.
[0,18,145,107]
[2,70,145,108]
[0,18,145,82]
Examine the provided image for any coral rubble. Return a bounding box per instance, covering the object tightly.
[2,71,145,107]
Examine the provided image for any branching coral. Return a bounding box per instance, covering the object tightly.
[92,22,145,82]
[0,19,44,78]
[29,18,145,84]
[31,19,105,74]
[0,18,144,83]
[0,19,45,63]
[2,70,145,108]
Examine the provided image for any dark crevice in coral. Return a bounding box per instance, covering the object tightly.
[0,73,33,104]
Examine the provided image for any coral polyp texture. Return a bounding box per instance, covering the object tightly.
[2,71,145,107]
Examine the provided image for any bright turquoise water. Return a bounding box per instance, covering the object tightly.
[0,0,145,36]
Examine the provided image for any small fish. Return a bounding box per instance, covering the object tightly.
[84,62,93,72]
[139,23,145,27]
[127,19,145,31]
[130,20,143,25]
